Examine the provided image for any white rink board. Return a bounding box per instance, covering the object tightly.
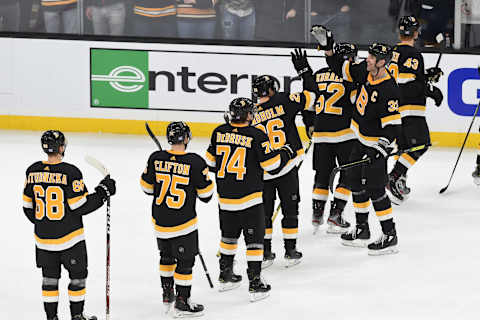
[0,37,479,133]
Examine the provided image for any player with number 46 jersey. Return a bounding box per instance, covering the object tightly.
[251,75,315,269]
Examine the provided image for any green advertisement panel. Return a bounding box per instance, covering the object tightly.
[90,49,149,108]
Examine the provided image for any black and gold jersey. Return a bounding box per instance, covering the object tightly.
[307,67,356,144]
[388,43,426,118]
[141,150,213,239]
[252,91,315,180]
[326,55,402,146]
[133,0,177,18]
[206,123,290,211]
[23,161,89,251]
[41,0,77,11]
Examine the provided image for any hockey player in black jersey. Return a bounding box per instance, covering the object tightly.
[141,121,214,317]
[314,25,402,255]
[386,15,443,204]
[23,130,116,320]
[206,97,295,301]
[251,75,315,268]
[291,43,358,235]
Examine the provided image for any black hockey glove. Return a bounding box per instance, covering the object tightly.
[291,48,312,76]
[367,137,392,160]
[311,25,334,51]
[280,144,295,160]
[95,175,116,201]
[425,67,443,83]
[306,126,314,140]
[425,84,443,107]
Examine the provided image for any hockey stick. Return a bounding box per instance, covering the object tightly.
[84,155,111,320]
[144,124,214,288]
[434,33,444,68]
[145,122,162,150]
[328,143,431,192]
[439,101,480,194]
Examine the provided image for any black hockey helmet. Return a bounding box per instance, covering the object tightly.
[368,43,392,63]
[252,75,280,99]
[334,42,358,60]
[41,130,66,154]
[166,121,191,145]
[228,97,256,123]
[398,15,419,36]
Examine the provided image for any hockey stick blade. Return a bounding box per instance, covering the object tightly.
[145,122,163,151]
[85,155,110,177]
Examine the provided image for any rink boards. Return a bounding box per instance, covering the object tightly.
[0,37,479,147]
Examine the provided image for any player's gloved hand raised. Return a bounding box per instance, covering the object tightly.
[291,48,312,76]
[95,175,116,201]
[367,137,392,160]
[311,25,334,51]
[280,144,295,160]
[425,83,443,107]
[425,67,443,83]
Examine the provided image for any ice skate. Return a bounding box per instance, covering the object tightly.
[386,173,405,205]
[341,223,371,247]
[284,248,302,268]
[218,266,242,292]
[472,165,480,186]
[163,285,175,314]
[397,174,411,196]
[261,251,276,269]
[174,296,204,318]
[249,276,271,302]
[327,205,350,234]
[72,314,97,320]
[368,229,399,256]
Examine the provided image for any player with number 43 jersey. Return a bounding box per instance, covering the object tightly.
[23,130,116,320]
[251,75,315,269]
[206,97,295,302]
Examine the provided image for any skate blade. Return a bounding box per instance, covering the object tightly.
[218,281,241,292]
[326,224,349,234]
[341,239,369,248]
[284,258,302,268]
[261,260,274,270]
[249,291,270,302]
[173,309,204,318]
[164,302,174,315]
[368,246,399,256]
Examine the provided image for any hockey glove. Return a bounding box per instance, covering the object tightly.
[280,144,295,160]
[368,137,392,160]
[425,67,443,83]
[95,175,116,201]
[311,25,334,51]
[425,83,443,107]
[291,48,312,76]
[306,125,314,140]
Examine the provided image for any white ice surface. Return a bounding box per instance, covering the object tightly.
[2,130,480,320]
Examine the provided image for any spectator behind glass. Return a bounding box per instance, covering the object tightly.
[176,0,217,39]
[420,0,454,45]
[132,0,177,38]
[311,1,351,43]
[219,0,255,41]
[255,0,300,42]
[0,0,20,31]
[86,0,126,36]
[41,0,79,33]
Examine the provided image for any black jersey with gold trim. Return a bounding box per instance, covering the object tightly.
[251,91,315,180]
[23,161,89,252]
[388,43,426,118]
[41,0,77,12]
[133,0,177,18]
[206,123,290,211]
[326,56,402,146]
[141,150,213,239]
[308,67,356,144]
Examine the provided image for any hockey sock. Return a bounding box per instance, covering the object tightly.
[68,279,86,317]
[246,244,263,264]
[219,237,238,256]
[333,186,350,208]
[247,262,261,280]
[42,277,59,318]
[380,219,395,234]
[370,188,394,232]
[352,190,370,224]
[219,254,234,270]
[174,269,193,299]
[284,239,296,251]
[263,239,272,253]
